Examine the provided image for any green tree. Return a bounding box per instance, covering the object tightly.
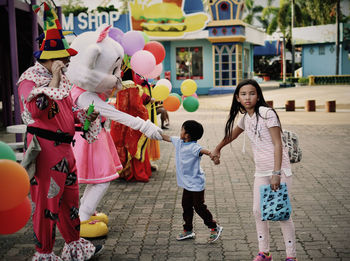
[262,0,304,37]
[96,5,119,13]
[261,0,279,34]
[261,0,344,35]
[243,0,264,25]
[302,0,336,25]
[60,0,88,16]
[261,0,302,82]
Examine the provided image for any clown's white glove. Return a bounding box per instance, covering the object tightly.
[139,119,163,140]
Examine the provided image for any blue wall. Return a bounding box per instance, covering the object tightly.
[162,42,171,72]
[302,43,336,76]
[166,39,213,95]
[341,47,350,74]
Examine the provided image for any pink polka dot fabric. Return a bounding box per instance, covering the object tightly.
[61,238,95,261]
[17,62,71,102]
[32,252,63,261]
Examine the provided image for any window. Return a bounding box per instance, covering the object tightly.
[176,47,203,80]
[214,44,237,86]
[319,46,325,55]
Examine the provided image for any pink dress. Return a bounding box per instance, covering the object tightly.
[71,86,123,184]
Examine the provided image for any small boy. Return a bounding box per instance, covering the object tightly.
[161,120,223,243]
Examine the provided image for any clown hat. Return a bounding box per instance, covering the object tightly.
[32,2,77,59]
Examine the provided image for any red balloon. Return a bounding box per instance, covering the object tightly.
[0,197,31,234]
[0,159,30,211]
[143,41,166,65]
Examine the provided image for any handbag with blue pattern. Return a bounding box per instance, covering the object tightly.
[260,183,292,221]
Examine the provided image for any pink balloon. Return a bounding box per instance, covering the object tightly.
[144,63,163,79]
[130,50,156,77]
[121,31,145,56]
[156,79,172,92]
[182,93,198,100]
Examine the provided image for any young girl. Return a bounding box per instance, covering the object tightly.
[211,79,297,261]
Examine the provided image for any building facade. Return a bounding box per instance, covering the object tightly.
[293,23,350,76]
[1,0,265,127]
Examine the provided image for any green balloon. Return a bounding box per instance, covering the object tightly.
[169,93,182,105]
[141,31,150,44]
[183,96,199,112]
[0,141,16,161]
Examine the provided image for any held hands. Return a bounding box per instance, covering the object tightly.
[210,149,221,165]
[139,119,163,140]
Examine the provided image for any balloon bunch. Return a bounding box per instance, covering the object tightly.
[109,29,165,79]
[153,79,171,102]
[181,79,199,112]
[162,79,199,113]
[0,141,31,234]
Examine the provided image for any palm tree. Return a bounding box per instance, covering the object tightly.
[261,0,279,34]
[261,0,306,82]
[243,0,264,25]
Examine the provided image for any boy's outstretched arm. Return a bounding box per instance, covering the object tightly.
[161,133,171,142]
[200,148,211,157]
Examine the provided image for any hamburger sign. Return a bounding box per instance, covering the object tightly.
[129,0,210,38]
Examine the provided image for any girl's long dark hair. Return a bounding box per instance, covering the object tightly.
[224,79,282,139]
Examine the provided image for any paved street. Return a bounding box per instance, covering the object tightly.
[1,85,350,260]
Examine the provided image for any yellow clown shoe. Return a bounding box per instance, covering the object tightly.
[80,220,108,238]
[88,212,109,225]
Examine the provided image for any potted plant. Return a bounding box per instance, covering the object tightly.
[297,77,309,86]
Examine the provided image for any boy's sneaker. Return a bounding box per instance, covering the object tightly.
[208,225,223,243]
[285,258,297,261]
[176,230,195,241]
[253,252,272,261]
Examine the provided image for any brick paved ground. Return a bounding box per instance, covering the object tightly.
[1,87,350,261]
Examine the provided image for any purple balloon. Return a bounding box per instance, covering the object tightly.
[109,27,124,44]
[121,31,145,56]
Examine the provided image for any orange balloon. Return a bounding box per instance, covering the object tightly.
[163,96,181,112]
[0,159,30,211]
[0,196,31,234]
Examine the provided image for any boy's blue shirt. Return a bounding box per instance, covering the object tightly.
[171,136,205,192]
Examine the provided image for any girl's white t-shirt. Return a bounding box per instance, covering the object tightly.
[237,106,292,177]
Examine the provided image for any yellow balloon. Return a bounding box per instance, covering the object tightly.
[181,79,197,96]
[153,84,170,101]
